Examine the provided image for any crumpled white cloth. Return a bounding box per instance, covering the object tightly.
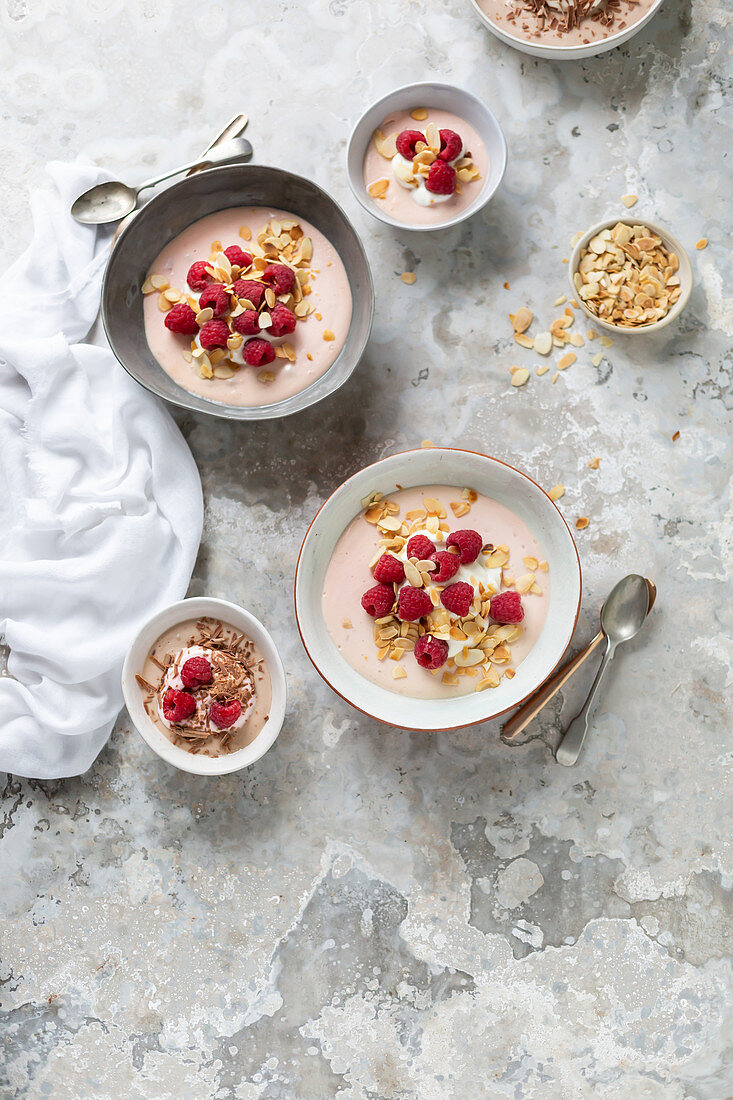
[0,162,203,779]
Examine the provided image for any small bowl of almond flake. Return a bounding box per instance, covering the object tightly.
[569,218,692,334]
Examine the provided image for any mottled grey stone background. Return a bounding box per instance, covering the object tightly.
[1,0,731,1097]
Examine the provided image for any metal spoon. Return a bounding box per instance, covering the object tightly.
[71,136,253,225]
[556,573,651,767]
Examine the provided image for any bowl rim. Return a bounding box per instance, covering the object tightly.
[121,596,287,775]
[294,446,582,731]
[346,80,508,233]
[101,163,375,421]
[568,215,693,335]
[469,0,666,58]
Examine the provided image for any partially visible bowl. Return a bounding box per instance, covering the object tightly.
[569,217,692,335]
[347,82,507,232]
[294,448,582,732]
[470,0,665,60]
[102,164,374,420]
[122,596,286,775]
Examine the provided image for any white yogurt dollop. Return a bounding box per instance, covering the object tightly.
[391,135,465,207]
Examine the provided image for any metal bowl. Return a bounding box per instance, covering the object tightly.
[101,164,374,420]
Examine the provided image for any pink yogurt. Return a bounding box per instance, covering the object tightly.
[143,207,353,407]
[362,109,488,226]
[322,484,550,699]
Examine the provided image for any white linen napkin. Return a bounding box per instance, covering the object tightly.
[0,162,203,779]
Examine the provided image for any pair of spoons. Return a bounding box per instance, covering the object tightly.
[503,573,655,765]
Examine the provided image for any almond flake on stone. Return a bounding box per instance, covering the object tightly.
[622,195,638,208]
[514,334,534,349]
[569,333,585,347]
[553,295,567,307]
[536,365,550,376]
[511,367,530,387]
[548,484,565,501]
[512,307,532,333]
[557,352,576,370]
[534,332,552,355]
[576,517,589,529]
[401,272,417,285]
[696,238,708,250]
[588,457,601,469]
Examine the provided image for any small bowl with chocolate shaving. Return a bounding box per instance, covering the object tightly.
[122,597,286,775]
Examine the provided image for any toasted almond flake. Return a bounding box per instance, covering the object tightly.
[374,128,398,159]
[196,307,214,325]
[622,194,638,208]
[342,619,352,629]
[696,238,708,250]
[515,572,535,594]
[510,367,530,388]
[511,307,533,334]
[536,365,550,376]
[523,556,539,571]
[209,348,226,366]
[213,363,235,379]
[558,352,576,370]
[485,547,509,568]
[150,274,169,290]
[672,429,681,442]
[401,272,417,285]
[157,293,172,312]
[257,370,276,384]
[182,350,193,363]
[404,561,423,588]
[592,351,604,367]
[552,371,560,384]
[368,178,390,199]
[377,515,402,533]
[514,333,534,349]
[141,277,157,295]
[281,341,296,362]
[410,107,428,121]
[548,484,565,501]
[534,332,552,356]
[323,329,335,342]
[421,439,435,449]
[576,516,589,530]
[553,295,567,307]
[600,336,613,348]
[450,501,470,518]
[588,457,601,469]
[539,560,549,573]
[569,332,585,347]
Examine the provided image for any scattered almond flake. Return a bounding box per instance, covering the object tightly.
[511,307,533,334]
[323,329,335,342]
[553,295,567,307]
[150,274,169,291]
[257,370,276,384]
[569,333,585,347]
[695,238,708,250]
[548,484,565,501]
[591,351,604,367]
[600,336,613,348]
[157,293,172,312]
[622,194,638,208]
[392,666,407,679]
[182,350,193,363]
[410,107,428,121]
[450,501,470,518]
[306,353,313,361]
[557,352,576,370]
[588,457,601,469]
[342,618,352,629]
[587,329,599,340]
[374,128,398,159]
[576,516,589,530]
[196,307,214,325]
[523,556,539,571]
[238,224,252,241]
[670,681,682,697]
[539,560,549,572]
[401,272,417,285]
[552,371,560,384]
[510,367,530,388]
[141,277,158,295]
[514,333,534,349]
[534,332,552,356]
[672,430,680,441]
[213,363,235,379]
[503,281,510,290]
[367,178,389,199]
[421,440,435,448]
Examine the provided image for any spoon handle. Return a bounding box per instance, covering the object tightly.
[137,155,216,193]
[556,636,615,766]
[187,114,249,176]
[502,631,604,741]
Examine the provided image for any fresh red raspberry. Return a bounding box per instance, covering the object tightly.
[209,699,242,729]
[233,279,266,308]
[224,245,252,269]
[262,263,296,295]
[361,584,395,618]
[446,529,482,564]
[164,303,199,335]
[489,591,524,624]
[373,553,405,585]
[425,160,456,196]
[431,550,460,584]
[268,303,297,338]
[242,338,276,367]
[232,310,261,336]
[187,260,212,292]
[162,688,196,724]
[414,634,449,671]
[406,535,435,561]
[438,128,462,161]
[180,656,213,689]
[441,582,474,617]
[199,319,230,350]
[397,586,433,622]
[199,283,230,318]
[395,129,426,159]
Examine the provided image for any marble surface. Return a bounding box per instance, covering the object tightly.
[1,0,732,1097]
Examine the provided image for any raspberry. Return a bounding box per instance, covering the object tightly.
[397,586,433,622]
[242,338,276,367]
[180,656,213,689]
[441,582,474,617]
[361,583,395,618]
[210,699,242,729]
[438,128,462,161]
[414,634,449,671]
[446,529,482,564]
[395,129,426,159]
[489,591,524,624]
[199,319,230,350]
[406,535,435,561]
[164,303,199,335]
[269,303,297,338]
[162,688,196,724]
[425,160,456,196]
[233,279,266,308]
[431,550,460,584]
[199,283,230,318]
[373,553,405,585]
[187,260,212,292]
[224,245,252,269]
[262,263,295,295]
[232,310,261,336]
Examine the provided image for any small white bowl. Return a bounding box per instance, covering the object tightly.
[346,82,507,232]
[121,597,286,775]
[569,217,693,335]
[470,0,665,60]
[295,448,582,732]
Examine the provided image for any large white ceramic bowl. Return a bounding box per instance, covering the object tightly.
[122,597,287,775]
[470,0,665,59]
[295,448,582,731]
[569,216,692,335]
[347,82,507,232]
